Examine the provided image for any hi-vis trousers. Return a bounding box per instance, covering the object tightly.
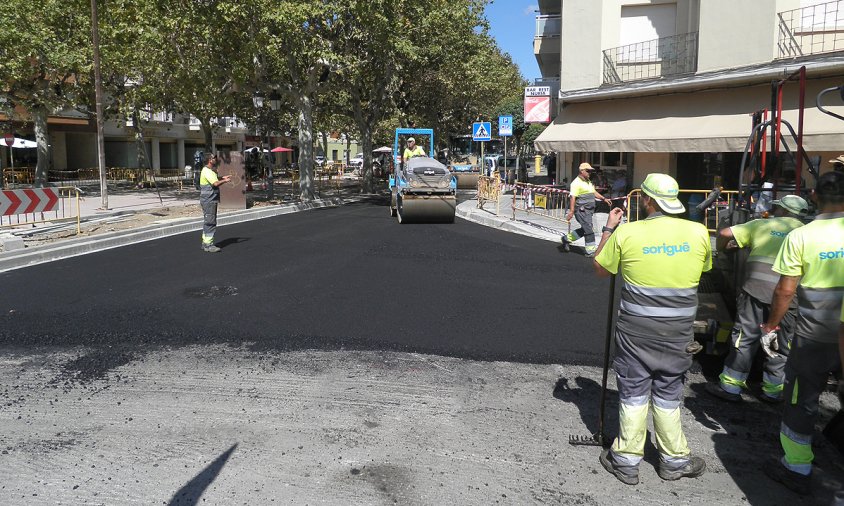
[609,331,693,474]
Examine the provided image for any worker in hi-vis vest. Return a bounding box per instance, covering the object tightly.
[561,162,610,257]
[592,173,711,486]
[761,171,844,496]
[402,137,425,163]
[707,194,808,403]
[199,153,231,253]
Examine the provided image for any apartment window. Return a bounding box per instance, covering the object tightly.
[620,3,677,60]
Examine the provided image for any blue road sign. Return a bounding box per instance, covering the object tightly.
[498,115,513,137]
[472,122,492,141]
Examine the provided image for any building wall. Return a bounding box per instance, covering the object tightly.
[560,0,605,91]
[632,152,672,186]
[698,0,796,71]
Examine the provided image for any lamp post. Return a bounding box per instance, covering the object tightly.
[252,90,282,201]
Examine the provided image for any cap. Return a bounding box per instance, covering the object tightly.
[579,162,595,171]
[771,194,809,215]
[827,154,844,165]
[640,173,684,214]
[816,170,844,196]
[407,137,415,143]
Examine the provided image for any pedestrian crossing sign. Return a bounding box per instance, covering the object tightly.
[472,122,491,142]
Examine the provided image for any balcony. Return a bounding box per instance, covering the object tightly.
[777,0,844,59]
[534,14,561,76]
[535,15,561,38]
[602,32,699,85]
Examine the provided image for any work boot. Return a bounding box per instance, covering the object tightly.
[203,244,221,253]
[657,456,706,481]
[763,458,811,496]
[758,391,783,404]
[599,449,639,485]
[705,381,742,403]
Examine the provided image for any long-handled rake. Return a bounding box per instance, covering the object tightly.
[569,273,616,447]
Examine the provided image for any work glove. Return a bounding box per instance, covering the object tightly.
[760,328,781,359]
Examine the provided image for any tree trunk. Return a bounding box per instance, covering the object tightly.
[201,118,213,152]
[132,111,150,170]
[361,127,374,193]
[33,105,50,188]
[297,95,315,200]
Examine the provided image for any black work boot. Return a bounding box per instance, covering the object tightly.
[763,458,811,496]
[705,381,742,403]
[657,456,706,481]
[599,449,639,485]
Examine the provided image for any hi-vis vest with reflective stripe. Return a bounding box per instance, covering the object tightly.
[594,213,712,341]
[199,166,220,203]
[773,213,844,343]
[730,216,804,301]
[569,177,596,207]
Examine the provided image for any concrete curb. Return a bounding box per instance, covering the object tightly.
[455,200,563,243]
[0,198,343,273]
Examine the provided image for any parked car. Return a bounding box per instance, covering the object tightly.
[348,153,364,168]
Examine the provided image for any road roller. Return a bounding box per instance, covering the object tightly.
[388,128,456,223]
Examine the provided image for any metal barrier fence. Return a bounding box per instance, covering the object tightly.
[0,186,82,234]
[625,188,739,232]
[511,182,570,222]
[477,175,502,214]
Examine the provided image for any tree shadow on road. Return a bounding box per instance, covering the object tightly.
[168,443,238,505]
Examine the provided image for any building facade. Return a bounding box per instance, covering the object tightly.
[534,0,844,193]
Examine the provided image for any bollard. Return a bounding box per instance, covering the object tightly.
[534,155,542,175]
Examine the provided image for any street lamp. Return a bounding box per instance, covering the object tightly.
[252,90,282,200]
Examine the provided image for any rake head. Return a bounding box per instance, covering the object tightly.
[568,432,606,447]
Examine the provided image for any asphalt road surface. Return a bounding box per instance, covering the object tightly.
[0,195,610,371]
[1,196,841,505]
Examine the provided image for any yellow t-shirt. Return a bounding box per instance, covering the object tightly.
[403,146,425,160]
[595,213,712,340]
[773,214,844,343]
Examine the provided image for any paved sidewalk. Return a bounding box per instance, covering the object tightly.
[456,191,609,250]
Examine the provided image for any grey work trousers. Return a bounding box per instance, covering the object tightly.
[201,200,218,245]
[571,203,596,245]
[721,291,795,395]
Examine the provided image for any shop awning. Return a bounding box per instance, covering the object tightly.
[535,80,844,153]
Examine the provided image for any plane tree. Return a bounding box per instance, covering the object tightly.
[0,0,91,186]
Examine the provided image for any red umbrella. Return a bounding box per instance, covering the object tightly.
[270,146,294,153]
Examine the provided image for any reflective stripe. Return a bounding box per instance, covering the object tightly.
[747,270,781,284]
[781,423,814,473]
[619,394,649,407]
[619,300,698,318]
[611,450,642,467]
[622,285,697,297]
[652,394,680,410]
[800,307,842,320]
[720,366,748,394]
[799,288,844,302]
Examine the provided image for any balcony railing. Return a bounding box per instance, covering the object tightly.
[777,0,844,59]
[535,15,561,38]
[602,32,699,85]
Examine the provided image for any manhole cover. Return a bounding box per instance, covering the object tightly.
[183,285,239,299]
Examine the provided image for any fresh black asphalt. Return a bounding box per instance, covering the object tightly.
[0,196,610,377]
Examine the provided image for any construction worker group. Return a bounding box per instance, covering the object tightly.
[586,169,844,498]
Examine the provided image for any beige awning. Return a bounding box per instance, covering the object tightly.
[535,79,844,153]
